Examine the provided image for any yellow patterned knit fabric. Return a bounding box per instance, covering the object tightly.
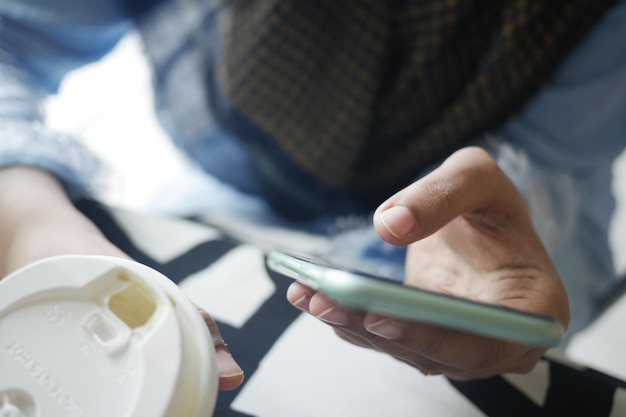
[215,0,615,196]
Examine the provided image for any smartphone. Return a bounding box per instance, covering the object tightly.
[266,250,564,347]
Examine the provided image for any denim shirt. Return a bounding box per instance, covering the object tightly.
[1,0,626,335]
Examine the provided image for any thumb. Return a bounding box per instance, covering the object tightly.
[373,147,527,246]
[197,306,245,391]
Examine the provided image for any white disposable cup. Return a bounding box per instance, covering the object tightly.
[0,255,218,417]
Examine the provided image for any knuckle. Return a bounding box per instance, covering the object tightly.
[415,329,446,357]
[422,181,454,211]
[465,340,510,372]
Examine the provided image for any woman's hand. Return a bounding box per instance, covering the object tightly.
[287,147,570,379]
[0,166,244,390]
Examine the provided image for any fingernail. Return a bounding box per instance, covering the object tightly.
[292,295,309,312]
[379,205,416,238]
[216,348,244,377]
[317,307,348,326]
[366,319,402,340]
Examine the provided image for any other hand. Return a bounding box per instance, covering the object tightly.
[0,167,244,390]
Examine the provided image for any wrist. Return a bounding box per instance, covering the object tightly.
[0,166,125,276]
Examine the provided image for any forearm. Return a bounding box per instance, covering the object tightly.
[0,166,125,277]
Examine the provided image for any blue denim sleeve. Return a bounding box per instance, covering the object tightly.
[0,0,133,196]
[489,0,626,337]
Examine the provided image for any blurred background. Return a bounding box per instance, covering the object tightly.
[44,32,626,380]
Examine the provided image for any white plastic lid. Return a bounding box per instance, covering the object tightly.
[0,255,218,417]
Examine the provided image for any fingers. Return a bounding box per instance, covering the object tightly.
[197,307,245,391]
[286,282,543,379]
[286,281,314,312]
[360,314,542,377]
[288,282,357,327]
[374,147,526,246]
